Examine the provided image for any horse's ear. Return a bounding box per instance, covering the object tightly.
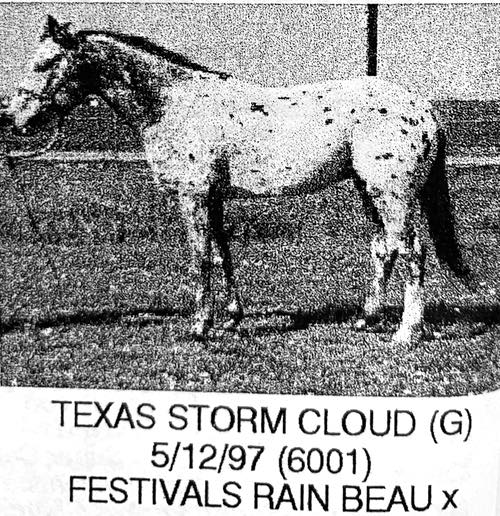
[43,15,77,48]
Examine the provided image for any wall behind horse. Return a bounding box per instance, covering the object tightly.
[0,3,366,95]
[3,99,500,156]
[0,3,498,99]
[1,3,498,156]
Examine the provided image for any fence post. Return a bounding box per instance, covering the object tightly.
[367,4,378,76]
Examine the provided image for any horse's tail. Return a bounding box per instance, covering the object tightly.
[420,127,473,284]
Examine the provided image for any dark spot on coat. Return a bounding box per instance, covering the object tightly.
[203,94,210,97]
[189,153,195,161]
[409,118,419,126]
[291,102,298,106]
[229,113,234,119]
[351,108,356,114]
[250,169,261,173]
[379,108,387,114]
[420,116,425,122]
[401,128,408,135]
[369,107,375,111]
[375,153,394,160]
[268,129,273,133]
[422,131,431,159]
[391,173,397,179]
[325,119,333,125]
[410,100,415,106]
[355,119,360,124]
[250,102,269,116]
[411,143,416,150]
[302,91,307,95]
[278,96,290,100]
[401,116,408,123]
[324,107,331,112]
[317,95,323,99]
[285,166,292,170]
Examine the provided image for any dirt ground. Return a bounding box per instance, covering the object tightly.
[0,160,499,395]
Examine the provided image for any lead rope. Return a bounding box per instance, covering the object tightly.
[2,123,64,308]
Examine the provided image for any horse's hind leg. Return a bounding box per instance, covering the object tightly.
[352,177,398,325]
[364,232,398,322]
[393,217,426,343]
[178,190,214,340]
[353,174,426,342]
[208,194,243,329]
[371,200,426,343]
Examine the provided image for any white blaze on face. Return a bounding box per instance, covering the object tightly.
[8,39,67,129]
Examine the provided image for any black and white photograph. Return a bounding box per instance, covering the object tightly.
[0,2,499,396]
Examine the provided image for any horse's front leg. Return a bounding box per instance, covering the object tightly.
[208,194,243,329]
[178,190,213,340]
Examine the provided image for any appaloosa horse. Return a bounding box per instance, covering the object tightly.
[3,15,470,342]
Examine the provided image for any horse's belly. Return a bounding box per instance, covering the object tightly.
[228,153,330,195]
[228,128,346,196]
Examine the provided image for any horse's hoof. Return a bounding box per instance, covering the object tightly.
[363,301,383,320]
[392,326,422,345]
[190,319,212,341]
[225,300,243,330]
[227,299,243,315]
[223,318,240,331]
[354,315,383,332]
[191,331,207,342]
[354,318,367,331]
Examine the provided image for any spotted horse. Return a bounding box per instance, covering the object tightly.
[2,16,470,343]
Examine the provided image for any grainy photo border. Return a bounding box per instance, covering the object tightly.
[0,2,499,513]
[0,1,499,396]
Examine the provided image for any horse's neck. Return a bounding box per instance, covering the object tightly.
[91,40,192,130]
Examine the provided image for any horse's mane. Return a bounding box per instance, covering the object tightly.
[78,30,230,79]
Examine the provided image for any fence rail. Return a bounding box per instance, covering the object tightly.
[2,99,500,165]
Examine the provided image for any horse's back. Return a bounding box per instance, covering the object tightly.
[145,75,438,196]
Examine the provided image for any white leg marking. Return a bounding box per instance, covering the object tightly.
[179,191,214,339]
[394,232,426,343]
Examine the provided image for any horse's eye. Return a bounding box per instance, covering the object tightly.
[33,55,61,73]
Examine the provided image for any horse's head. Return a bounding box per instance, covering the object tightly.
[5,15,89,134]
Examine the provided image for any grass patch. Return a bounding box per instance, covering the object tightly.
[1,162,499,395]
